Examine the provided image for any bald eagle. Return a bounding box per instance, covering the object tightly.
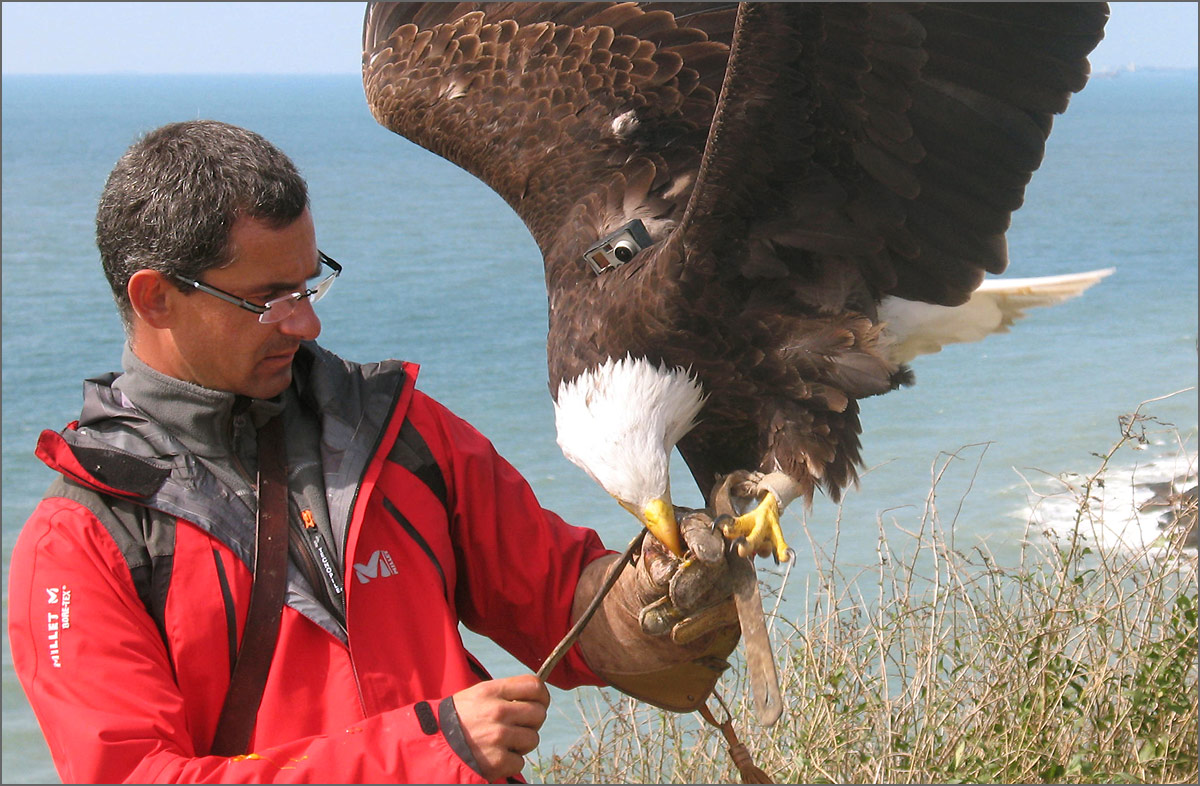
[362,2,1110,559]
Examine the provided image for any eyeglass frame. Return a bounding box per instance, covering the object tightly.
[173,251,342,324]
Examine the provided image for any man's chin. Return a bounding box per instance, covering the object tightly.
[240,365,293,401]
[261,372,293,400]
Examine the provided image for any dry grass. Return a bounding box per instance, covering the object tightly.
[533,405,1198,784]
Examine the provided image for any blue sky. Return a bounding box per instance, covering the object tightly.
[2,2,1197,74]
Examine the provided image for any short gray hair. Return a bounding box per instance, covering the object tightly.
[95,120,309,329]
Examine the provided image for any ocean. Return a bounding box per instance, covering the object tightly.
[2,71,1196,783]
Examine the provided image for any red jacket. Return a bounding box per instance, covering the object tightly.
[8,345,609,783]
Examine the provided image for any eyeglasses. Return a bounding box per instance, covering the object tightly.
[175,251,342,324]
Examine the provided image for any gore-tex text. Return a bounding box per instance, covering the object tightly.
[45,585,71,668]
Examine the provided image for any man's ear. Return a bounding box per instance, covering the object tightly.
[127,269,179,329]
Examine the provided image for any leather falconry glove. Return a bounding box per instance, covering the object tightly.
[574,507,741,712]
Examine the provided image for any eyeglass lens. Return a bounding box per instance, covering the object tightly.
[258,269,338,324]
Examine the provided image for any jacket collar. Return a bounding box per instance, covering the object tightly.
[106,344,283,467]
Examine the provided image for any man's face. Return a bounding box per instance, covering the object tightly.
[163,209,323,399]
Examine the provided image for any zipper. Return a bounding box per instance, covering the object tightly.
[382,496,448,601]
[288,512,346,628]
[301,509,345,597]
[339,370,409,717]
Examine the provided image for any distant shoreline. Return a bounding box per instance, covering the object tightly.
[1090,64,1200,78]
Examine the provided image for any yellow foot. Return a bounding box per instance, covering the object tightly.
[720,493,791,563]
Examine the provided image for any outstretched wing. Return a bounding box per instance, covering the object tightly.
[676,2,1109,310]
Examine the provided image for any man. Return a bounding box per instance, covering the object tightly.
[8,120,739,783]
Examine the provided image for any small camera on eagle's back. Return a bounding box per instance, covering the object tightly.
[583,219,652,275]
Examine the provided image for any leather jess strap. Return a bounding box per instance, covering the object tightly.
[698,694,774,784]
[210,415,290,757]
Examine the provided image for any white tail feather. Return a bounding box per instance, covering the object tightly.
[879,268,1114,364]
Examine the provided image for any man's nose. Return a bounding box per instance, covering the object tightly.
[277,296,321,340]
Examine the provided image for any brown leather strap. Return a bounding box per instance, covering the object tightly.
[210,415,290,756]
[698,692,774,784]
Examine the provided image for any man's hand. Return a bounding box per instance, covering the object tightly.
[451,674,550,781]
[634,511,738,643]
[573,508,741,712]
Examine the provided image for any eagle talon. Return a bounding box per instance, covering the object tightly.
[713,514,735,539]
[720,493,791,563]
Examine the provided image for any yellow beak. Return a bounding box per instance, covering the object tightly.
[642,497,684,557]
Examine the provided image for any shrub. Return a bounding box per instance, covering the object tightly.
[533,405,1198,784]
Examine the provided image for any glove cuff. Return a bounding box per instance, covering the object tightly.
[595,626,739,712]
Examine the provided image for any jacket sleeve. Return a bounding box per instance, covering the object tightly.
[7,495,492,784]
[406,392,615,688]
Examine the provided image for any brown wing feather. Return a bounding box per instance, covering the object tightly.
[363,2,733,267]
[676,2,1109,308]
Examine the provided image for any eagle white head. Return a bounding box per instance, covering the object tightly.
[553,355,706,555]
